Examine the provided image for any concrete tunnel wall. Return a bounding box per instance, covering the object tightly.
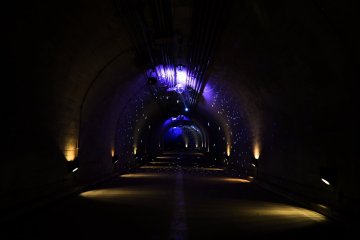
[2,0,359,215]
[3,0,142,209]
[211,0,360,210]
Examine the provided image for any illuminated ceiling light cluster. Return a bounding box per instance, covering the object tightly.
[120,0,224,111]
[172,84,185,94]
[147,65,198,93]
[176,65,187,85]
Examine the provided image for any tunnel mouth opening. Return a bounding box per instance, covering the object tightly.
[154,115,211,167]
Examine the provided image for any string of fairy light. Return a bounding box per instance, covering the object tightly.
[205,84,253,172]
[115,82,254,172]
[115,91,150,166]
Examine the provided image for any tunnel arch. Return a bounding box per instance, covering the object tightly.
[5,0,359,216]
[159,117,206,152]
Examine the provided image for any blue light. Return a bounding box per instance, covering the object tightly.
[164,127,184,141]
[185,107,189,112]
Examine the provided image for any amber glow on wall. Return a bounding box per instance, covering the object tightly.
[226,144,231,156]
[64,139,77,161]
[253,142,261,159]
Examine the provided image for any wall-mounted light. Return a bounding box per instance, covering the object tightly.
[185,107,189,112]
[321,178,330,185]
[66,156,79,173]
[251,157,258,167]
[320,167,336,187]
[112,156,118,164]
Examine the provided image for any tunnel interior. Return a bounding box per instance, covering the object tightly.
[3,0,360,234]
[103,0,256,172]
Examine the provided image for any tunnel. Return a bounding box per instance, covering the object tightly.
[2,0,359,239]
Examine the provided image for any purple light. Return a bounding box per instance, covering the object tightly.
[176,66,187,85]
[149,65,199,92]
[174,84,185,94]
[162,115,191,129]
[185,107,189,112]
[155,65,174,84]
[165,68,174,80]
[202,83,215,104]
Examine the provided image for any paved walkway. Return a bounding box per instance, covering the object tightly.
[1,165,355,239]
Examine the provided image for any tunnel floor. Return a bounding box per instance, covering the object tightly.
[1,164,354,240]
